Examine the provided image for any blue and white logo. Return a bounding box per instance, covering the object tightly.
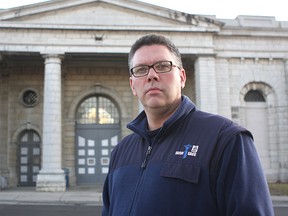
[175,144,199,159]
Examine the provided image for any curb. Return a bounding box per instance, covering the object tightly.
[0,189,103,206]
[271,196,288,207]
[0,200,102,206]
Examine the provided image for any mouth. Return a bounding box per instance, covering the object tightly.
[146,87,161,94]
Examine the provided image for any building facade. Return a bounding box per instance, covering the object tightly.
[0,0,287,191]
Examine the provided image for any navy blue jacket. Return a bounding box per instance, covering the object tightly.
[102,96,274,216]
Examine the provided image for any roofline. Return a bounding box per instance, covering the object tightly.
[0,0,224,27]
[0,22,221,32]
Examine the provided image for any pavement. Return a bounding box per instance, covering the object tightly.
[0,187,288,207]
[0,187,103,206]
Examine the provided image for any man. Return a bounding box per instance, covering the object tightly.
[102,34,274,215]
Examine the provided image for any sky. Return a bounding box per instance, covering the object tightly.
[0,0,287,21]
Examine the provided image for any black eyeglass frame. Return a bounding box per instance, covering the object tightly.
[130,61,180,78]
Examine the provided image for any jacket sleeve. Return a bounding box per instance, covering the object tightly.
[102,173,110,216]
[215,133,274,216]
[102,145,117,216]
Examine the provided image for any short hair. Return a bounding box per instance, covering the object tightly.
[128,34,183,70]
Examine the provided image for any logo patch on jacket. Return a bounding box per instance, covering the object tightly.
[175,144,199,159]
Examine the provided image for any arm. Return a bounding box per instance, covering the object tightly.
[102,175,110,216]
[216,133,274,216]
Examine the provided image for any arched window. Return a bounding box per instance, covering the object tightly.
[244,90,265,102]
[76,96,120,124]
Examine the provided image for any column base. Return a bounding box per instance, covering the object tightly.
[279,168,288,182]
[265,169,280,183]
[0,176,8,190]
[36,171,66,192]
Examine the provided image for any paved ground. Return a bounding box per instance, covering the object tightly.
[0,186,288,209]
[0,187,102,206]
[0,204,102,216]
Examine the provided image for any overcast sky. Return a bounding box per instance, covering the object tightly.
[1,0,287,21]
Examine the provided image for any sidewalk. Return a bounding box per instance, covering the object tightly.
[272,195,288,207]
[0,187,287,207]
[0,187,102,206]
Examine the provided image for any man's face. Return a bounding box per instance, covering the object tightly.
[130,45,186,111]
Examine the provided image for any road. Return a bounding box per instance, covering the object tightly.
[0,204,286,215]
[274,206,288,216]
[0,204,102,216]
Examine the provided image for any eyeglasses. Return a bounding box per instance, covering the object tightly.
[130,61,180,78]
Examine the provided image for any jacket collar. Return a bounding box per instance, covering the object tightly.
[127,96,196,140]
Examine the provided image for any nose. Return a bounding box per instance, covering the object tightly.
[146,67,159,81]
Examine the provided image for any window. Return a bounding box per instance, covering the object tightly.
[76,96,120,124]
[244,90,265,102]
[21,89,39,107]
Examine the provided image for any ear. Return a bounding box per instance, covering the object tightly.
[130,77,137,96]
[180,69,186,89]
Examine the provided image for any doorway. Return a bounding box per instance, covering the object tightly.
[18,130,41,186]
[75,95,120,186]
[244,90,270,169]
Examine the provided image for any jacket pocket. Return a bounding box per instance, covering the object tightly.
[160,163,200,184]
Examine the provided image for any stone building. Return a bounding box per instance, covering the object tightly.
[0,0,287,191]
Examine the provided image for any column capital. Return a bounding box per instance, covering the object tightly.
[42,53,64,62]
[196,53,217,58]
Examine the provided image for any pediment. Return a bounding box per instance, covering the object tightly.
[0,0,223,31]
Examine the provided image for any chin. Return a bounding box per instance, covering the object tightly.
[145,101,167,109]
[142,95,167,107]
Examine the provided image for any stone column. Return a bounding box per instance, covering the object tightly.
[278,59,288,182]
[36,54,65,192]
[0,65,9,190]
[194,55,218,114]
[215,58,232,118]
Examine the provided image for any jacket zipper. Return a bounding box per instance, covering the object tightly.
[129,128,162,215]
[141,127,163,169]
[129,143,152,215]
[141,145,152,169]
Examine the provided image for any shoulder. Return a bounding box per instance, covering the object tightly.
[112,133,140,153]
[191,110,248,136]
[109,132,143,169]
[208,115,253,171]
